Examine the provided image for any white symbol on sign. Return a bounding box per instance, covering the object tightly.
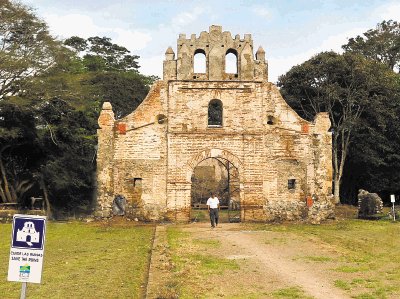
[16,221,40,247]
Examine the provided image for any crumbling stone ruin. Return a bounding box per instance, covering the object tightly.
[96,25,334,222]
[358,189,383,219]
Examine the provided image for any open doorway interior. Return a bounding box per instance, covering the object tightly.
[190,157,240,223]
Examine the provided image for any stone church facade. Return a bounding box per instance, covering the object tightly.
[96,25,334,222]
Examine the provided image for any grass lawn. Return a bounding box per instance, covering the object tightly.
[1,206,399,299]
[159,216,400,298]
[0,220,154,299]
[252,219,400,299]
[160,226,240,298]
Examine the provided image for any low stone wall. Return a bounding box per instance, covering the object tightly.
[307,200,335,224]
[264,200,307,222]
[264,198,335,223]
[126,203,168,222]
[0,210,47,223]
[95,202,168,222]
[95,198,336,224]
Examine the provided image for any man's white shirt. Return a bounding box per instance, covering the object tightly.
[207,197,219,209]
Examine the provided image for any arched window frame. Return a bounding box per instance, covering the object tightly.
[193,49,206,74]
[208,99,223,127]
[225,48,238,74]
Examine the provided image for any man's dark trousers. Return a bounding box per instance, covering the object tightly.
[209,208,219,227]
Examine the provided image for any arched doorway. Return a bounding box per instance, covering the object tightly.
[188,150,242,223]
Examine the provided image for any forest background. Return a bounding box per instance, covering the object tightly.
[1,0,399,217]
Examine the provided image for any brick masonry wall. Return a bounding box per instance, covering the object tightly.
[96,27,334,223]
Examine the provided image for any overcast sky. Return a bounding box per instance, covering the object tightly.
[23,0,400,83]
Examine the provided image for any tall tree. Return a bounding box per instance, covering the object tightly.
[64,36,140,72]
[0,0,63,99]
[340,75,400,203]
[341,20,400,202]
[0,1,156,215]
[0,102,38,203]
[63,35,157,118]
[342,20,400,72]
[278,52,397,203]
[88,71,150,118]
[36,98,97,211]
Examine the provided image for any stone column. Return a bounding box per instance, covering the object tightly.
[96,102,115,217]
[313,112,333,200]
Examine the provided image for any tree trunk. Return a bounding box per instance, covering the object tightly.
[333,175,340,204]
[0,185,6,203]
[39,175,52,219]
[332,134,341,204]
[16,180,35,202]
[0,155,14,202]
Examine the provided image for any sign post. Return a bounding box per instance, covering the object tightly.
[390,195,396,221]
[7,214,47,298]
[21,282,27,299]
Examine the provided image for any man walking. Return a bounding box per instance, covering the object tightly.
[207,193,220,228]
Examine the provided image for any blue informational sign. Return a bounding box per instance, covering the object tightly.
[11,216,46,250]
[8,214,47,284]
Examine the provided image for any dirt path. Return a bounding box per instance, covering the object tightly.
[146,223,351,299]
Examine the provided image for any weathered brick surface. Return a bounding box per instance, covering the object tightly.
[96,26,334,222]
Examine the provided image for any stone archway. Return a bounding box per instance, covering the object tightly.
[186,148,244,179]
[185,148,244,222]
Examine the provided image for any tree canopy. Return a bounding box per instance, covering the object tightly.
[2,0,400,210]
[342,20,400,73]
[0,0,154,216]
[0,0,63,99]
[278,22,400,204]
[64,36,140,72]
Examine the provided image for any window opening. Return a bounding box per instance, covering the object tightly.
[267,115,275,125]
[288,179,296,190]
[194,49,206,73]
[225,49,238,74]
[208,99,223,127]
[134,178,142,189]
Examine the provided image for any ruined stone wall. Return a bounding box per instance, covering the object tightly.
[96,82,169,220]
[111,82,168,221]
[163,80,329,222]
[165,80,264,221]
[96,82,333,222]
[111,124,167,220]
[96,25,334,223]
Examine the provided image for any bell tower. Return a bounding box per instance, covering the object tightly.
[163,25,268,82]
